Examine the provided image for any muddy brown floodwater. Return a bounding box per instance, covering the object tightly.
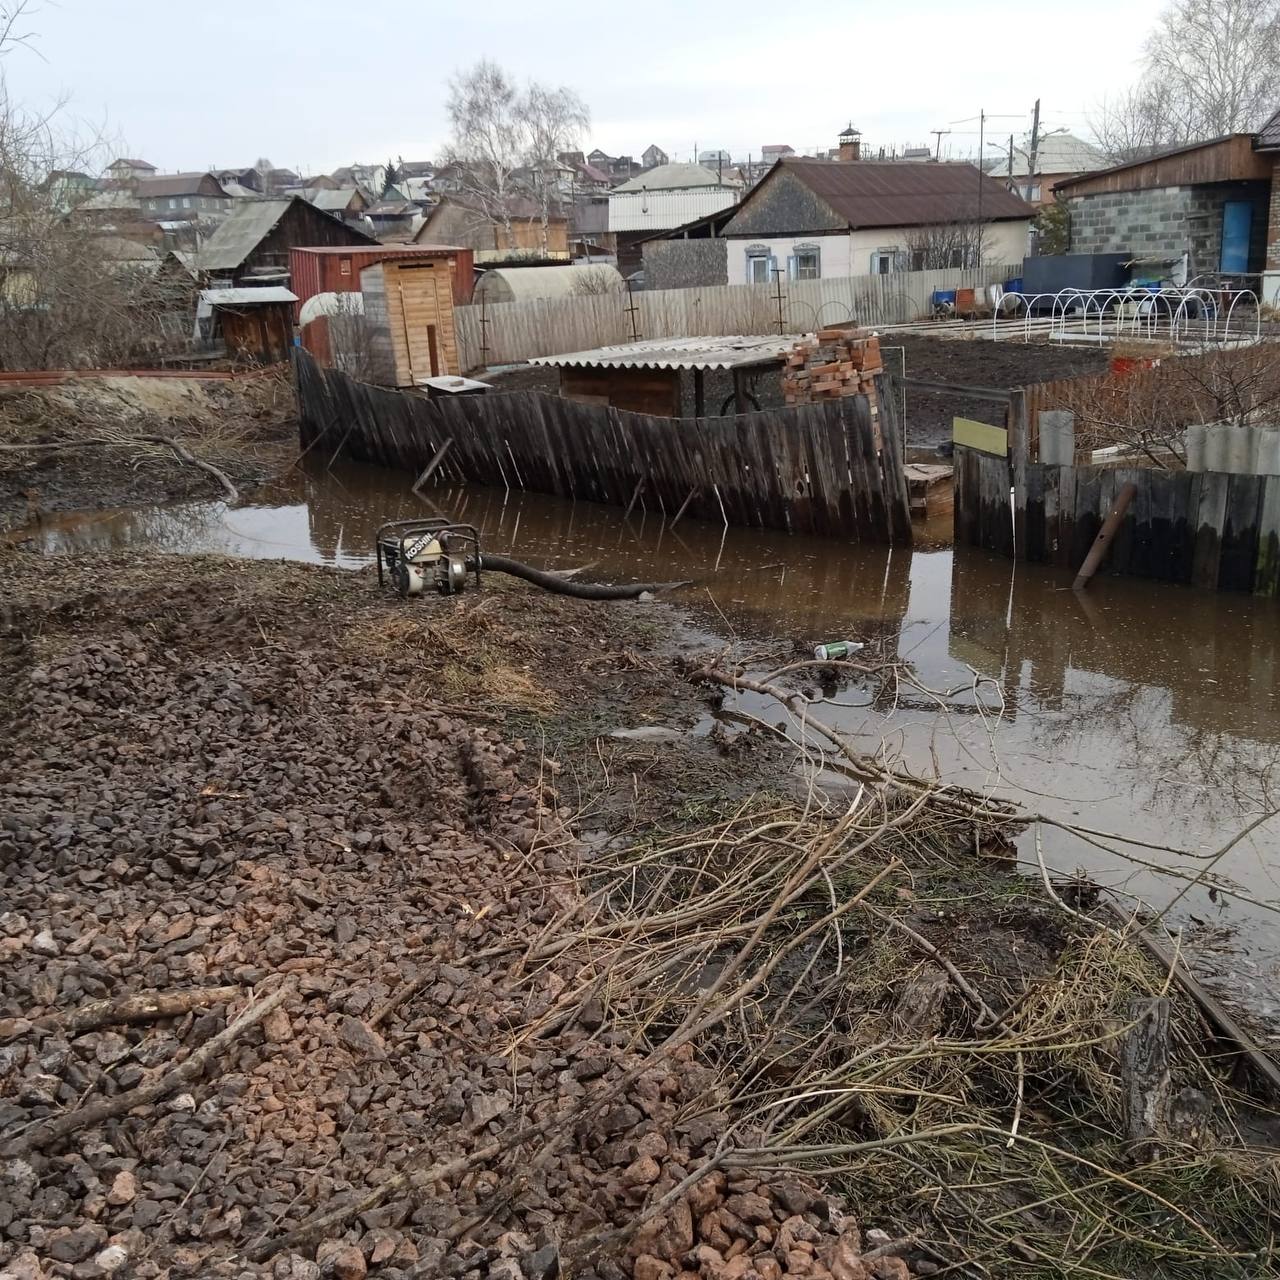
[19,458,1280,1037]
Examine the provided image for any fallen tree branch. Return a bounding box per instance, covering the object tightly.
[0,434,239,503]
[33,985,241,1038]
[4,980,292,1156]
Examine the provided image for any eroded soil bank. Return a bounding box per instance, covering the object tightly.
[1,548,1275,1280]
[0,372,298,532]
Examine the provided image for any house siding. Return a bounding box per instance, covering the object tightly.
[1066,182,1270,274]
[608,189,738,234]
[724,221,1028,285]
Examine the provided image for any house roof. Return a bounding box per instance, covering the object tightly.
[575,161,612,184]
[424,192,567,224]
[1053,135,1237,190]
[109,157,155,171]
[201,286,298,306]
[1258,106,1280,150]
[759,157,1033,229]
[135,173,225,199]
[997,133,1105,177]
[309,187,361,211]
[530,334,798,372]
[195,197,374,272]
[612,163,734,192]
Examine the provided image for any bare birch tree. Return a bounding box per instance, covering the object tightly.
[1091,0,1280,161]
[443,60,589,256]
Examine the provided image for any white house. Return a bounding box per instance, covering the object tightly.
[608,163,739,235]
[717,154,1034,285]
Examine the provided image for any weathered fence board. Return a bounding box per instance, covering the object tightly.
[295,351,911,543]
[455,264,1020,369]
[955,443,1280,596]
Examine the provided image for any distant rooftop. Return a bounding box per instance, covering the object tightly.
[612,162,737,192]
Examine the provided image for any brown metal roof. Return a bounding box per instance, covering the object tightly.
[777,157,1033,228]
[135,173,226,198]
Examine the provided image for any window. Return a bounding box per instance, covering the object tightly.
[746,245,774,285]
[870,249,896,274]
[788,243,821,281]
[168,198,177,209]
[182,197,191,208]
[339,257,352,277]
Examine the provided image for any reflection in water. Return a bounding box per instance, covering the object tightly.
[15,458,1280,1017]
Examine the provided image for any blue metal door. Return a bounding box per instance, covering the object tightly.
[1220,201,1252,273]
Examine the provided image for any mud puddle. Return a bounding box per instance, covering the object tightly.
[14,458,1280,1037]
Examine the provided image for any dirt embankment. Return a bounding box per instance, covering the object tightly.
[0,371,298,532]
[0,552,1271,1280]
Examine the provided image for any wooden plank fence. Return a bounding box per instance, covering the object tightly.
[955,446,1280,596]
[295,350,913,543]
[455,263,1020,369]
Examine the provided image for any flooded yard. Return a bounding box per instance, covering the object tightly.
[18,458,1280,1032]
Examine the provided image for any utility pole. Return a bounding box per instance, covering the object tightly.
[930,128,950,160]
[976,108,985,264]
[1007,134,1015,177]
[1027,98,1042,202]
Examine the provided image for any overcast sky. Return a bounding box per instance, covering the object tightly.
[5,0,1169,173]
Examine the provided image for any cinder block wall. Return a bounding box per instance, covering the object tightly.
[1268,159,1280,272]
[1067,183,1270,276]
[641,238,729,289]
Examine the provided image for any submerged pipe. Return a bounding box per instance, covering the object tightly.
[474,553,690,600]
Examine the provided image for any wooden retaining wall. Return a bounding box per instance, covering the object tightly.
[295,351,913,543]
[955,446,1280,595]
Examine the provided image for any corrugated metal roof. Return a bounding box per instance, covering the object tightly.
[998,133,1105,178]
[760,157,1033,229]
[193,199,294,270]
[201,287,297,305]
[135,173,225,198]
[613,163,737,192]
[529,335,798,372]
[291,243,466,256]
[309,187,361,211]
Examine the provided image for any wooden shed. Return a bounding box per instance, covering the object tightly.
[360,258,460,386]
[199,287,297,364]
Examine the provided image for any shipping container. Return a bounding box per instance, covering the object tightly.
[289,244,474,321]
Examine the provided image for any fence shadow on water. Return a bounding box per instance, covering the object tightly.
[294,351,913,544]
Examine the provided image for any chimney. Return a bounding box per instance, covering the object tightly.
[837,122,862,162]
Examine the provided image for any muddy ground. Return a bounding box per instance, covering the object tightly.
[485,335,1107,447]
[0,372,298,533]
[1,543,1272,1280]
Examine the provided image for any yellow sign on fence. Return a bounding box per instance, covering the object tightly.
[952,417,1008,457]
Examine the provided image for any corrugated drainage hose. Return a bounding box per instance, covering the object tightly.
[473,554,690,600]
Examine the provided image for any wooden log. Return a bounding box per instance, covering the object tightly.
[411,437,453,493]
[33,986,241,1038]
[1073,481,1137,589]
[5,982,293,1156]
[1122,996,1170,1157]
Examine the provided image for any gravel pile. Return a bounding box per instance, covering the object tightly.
[0,563,925,1280]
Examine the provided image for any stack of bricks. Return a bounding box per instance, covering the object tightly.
[781,327,884,408]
